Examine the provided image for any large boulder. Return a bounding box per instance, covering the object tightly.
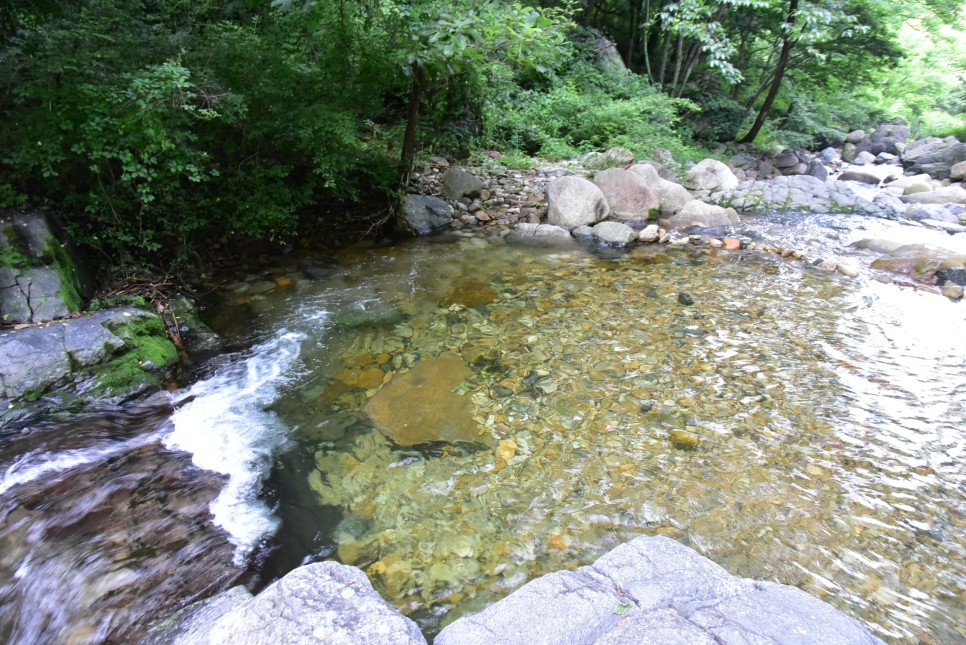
[402,195,453,235]
[951,160,966,182]
[869,123,909,156]
[436,536,884,645]
[707,175,885,216]
[365,352,488,447]
[192,561,426,645]
[441,168,484,200]
[684,159,740,193]
[628,164,694,216]
[592,168,658,220]
[546,176,609,230]
[1,212,91,324]
[902,137,966,179]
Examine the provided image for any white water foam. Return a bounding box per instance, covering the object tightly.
[0,432,163,497]
[165,328,311,565]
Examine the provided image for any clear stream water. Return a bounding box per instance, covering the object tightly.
[1,211,964,644]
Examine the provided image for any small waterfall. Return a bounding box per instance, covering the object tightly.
[166,325,319,565]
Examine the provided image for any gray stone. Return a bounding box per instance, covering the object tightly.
[507,223,577,247]
[902,137,966,179]
[441,168,484,200]
[200,561,426,645]
[592,168,658,220]
[707,175,885,217]
[0,324,70,398]
[871,243,966,281]
[638,224,661,243]
[169,295,225,355]
[22,267,70,321]
[685,159,740,193]
[906,204,960,223]
[875,152,898,163]
[145,586,253,644]
[884,173,934,190]
[840,169,883,185]
[871,191,907,219]
[628,165,695,216]
[402,195,454,236]
[869,124,909,155]
[1,212,91,324]
[842,143,858,163]
[901,185,966,205]
[807,160,829,181]
[436,536,883,645]
[782,162,808,176]
[853,151,877,166]
[819,147,840,163]
[845,129,866,144]
[921,218,966,233]
[571,225,595,244]
[591,221,637,247]
[773,152,800,168]
[546,176,609,230]
[0,266,31,324]
[852,238,904,254]
[666,201,739,228]
[952,160,966,182]
[63,311,127,367]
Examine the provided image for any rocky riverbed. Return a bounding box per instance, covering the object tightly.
[2,130,965,643]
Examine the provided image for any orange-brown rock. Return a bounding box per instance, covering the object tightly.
[439,280,497,308]
[336,366,386,390]
[723,237,741,251]
[365,352,487,446]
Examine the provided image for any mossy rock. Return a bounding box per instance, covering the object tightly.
[86,314,180,401]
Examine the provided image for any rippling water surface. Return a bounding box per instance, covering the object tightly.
[1,212,964,643]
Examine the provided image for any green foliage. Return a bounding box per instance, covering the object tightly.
[480,41,700,161]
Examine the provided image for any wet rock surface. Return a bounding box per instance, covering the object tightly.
[0,422,242,644]
[436,536,884,645]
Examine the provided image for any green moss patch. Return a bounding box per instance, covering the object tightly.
[43,237,84,313]
[0,225,30,269]
[88,315,179,398]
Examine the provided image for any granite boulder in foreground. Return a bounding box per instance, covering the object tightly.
[163,561,427,645]
[436,536,884,645]
[155,536,883,645]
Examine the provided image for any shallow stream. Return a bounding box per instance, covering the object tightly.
[1,211,964,643]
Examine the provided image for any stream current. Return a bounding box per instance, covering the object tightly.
[1,211,964,643]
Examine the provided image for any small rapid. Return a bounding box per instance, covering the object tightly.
[166,330,309,564]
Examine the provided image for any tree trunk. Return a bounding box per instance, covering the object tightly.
[396,61,426,233]
[642,0,653,81]
[626,0,639,68]
[738,0,798,144]
[582,0,598,25]
[400,61,425,186]
[670,32,684,90]
[657,30,670,85]
[675,41,702,97]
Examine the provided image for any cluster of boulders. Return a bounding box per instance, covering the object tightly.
[402,125,966,299]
